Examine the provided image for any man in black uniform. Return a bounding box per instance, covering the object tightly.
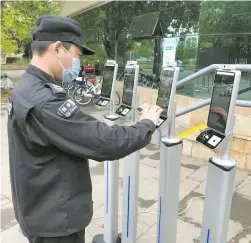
[7,15,163,243]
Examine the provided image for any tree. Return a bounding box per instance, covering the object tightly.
[132,40,155,59]
[74,1,202,63]
[1,1,60,58]
[80,43,108,67]
[198,1,251,63]
[177,37,198,66]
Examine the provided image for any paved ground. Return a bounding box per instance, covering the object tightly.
[1,102,251,243]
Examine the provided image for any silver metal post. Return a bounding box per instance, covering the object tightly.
[132,95,139,124]
[155,129,162,149]
[199,69,241,243]
[220,117,235,161]
[155,67,182,243]
[93,60,120,243]
[168,103,176,139]
[121,103,140,243]
[110,77,117,116]
[109,92,114,116]
[104,116,120,243]
[157,136,183,243]
[200,118,237,243]
[206,131,236,243]
[93,114,120,243]
[200,160,236,243]
[121,151,140,243]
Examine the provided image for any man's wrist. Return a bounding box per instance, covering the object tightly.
[139,119,156,132]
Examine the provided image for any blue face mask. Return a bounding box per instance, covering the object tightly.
[57,47,81,83]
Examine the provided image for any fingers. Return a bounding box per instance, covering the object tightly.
[142,104,151,112]
[156,107,164,116]
[139,103,163,116]
[139,101,148,106]
[140,102,150,110]
[149,105,157,111]
[149,104,163,113]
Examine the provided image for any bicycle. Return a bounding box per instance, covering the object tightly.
[73,76,120,106]
[138,72,159,89]
[117,70,159,89]
[63,79,81,99]
[63,74,100,99]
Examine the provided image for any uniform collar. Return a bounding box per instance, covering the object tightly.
[26,65,59,85]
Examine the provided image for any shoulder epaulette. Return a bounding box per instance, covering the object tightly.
[45,83,66,97]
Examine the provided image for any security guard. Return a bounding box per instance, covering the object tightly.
[7,15,163,243]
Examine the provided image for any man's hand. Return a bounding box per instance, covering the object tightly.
[139,103,163,125]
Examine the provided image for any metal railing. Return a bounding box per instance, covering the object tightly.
[177,64,251,87]
[176,98,251,117]
[175,64,251,117]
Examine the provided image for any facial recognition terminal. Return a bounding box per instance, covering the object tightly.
[195,69,241,243]
[115,61,139,116]
[95,60,118,107]
[155,67,179,128]
[196,70,241,152]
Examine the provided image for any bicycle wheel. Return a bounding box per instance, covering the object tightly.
[92,94,103,109]
[73,87,92,106]
[67,83,79,98]
[115,91,120,105]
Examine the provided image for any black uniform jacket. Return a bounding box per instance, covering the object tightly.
[7,65,155,237]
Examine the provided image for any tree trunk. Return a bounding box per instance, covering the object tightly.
[153,36,161,78]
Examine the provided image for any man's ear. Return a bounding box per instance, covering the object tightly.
[52,41,63,55]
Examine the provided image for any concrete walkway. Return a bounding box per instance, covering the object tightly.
[1,103,251,243]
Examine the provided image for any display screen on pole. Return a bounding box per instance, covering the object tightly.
[156,69,175,114]
[101,65,115,98]
[122,66,135,106]
[207,71,235,134]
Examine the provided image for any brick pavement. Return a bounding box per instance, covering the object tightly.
[1,103,250,243]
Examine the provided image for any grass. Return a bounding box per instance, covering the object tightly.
[1,63,27,70]
[140,64,153,69]
[183,65,196,70]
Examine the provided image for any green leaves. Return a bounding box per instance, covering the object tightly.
[199,1,251,46]
[1,1,60,54]
[74,1,201,62]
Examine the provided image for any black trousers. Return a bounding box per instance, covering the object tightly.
[26,230,85,243]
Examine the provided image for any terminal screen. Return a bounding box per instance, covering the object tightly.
[101,65,115,98]
[156,69,174,114]
[207,71,235,134]
[122,66,135,106]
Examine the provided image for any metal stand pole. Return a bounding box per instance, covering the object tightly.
[200,159,236,243]
[121,95,140,243]
[121,151,140,243]
[155,129,162,149]
[157,104,183,243]
[93,114,120,243]
[200,126,236,243]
